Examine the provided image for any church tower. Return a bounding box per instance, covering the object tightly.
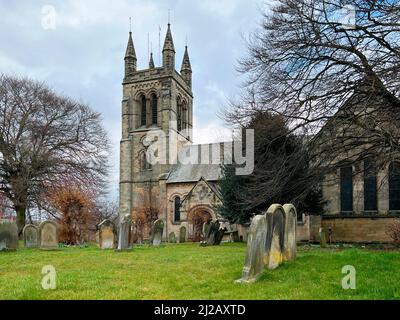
[119,24,194,224]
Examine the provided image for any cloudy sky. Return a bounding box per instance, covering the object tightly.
[0,0,265,199]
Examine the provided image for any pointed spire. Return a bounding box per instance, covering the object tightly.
[181,46,191,72]
[124,31,137,78]
[162,24,175,71]
[125,32,137,60]
[149,52,155,69]
[181,46,192,88]
[163,23,175,53]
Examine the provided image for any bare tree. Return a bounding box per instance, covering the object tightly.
[0,75,110,233]
[227,0,400,181]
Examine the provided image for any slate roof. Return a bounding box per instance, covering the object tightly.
[166,163,222,183]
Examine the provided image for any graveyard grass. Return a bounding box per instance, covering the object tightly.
[0,243,399,300]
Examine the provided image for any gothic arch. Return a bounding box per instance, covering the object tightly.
[134,90,148,100]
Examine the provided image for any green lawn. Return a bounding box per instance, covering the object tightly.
[0,242,399,300]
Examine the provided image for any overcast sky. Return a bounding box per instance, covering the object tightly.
[0,0,265,199]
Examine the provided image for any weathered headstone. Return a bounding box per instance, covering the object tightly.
[264,204,285,270]
[282,204,297,261]
[168,232,176,243]
[214,226,226,245]
[23,224,38,248]
[200,220,227,246]
[319,227,327,248]
[179,226,186,243]
[99,219,116,250]
[236,215,267,283]
[0,220,18,251]
[231,231,240,243]
[206,220,220,245]
[39,220,58,250]
[152,219,164,246]
[117,214,131,250]
[202,221,211,241]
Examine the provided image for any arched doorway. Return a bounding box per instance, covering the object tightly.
[187,206,214,242]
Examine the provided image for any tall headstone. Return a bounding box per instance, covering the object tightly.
[152,219,164,246]
[179,226,186,243]
[319,227,327,248]
[236,215,267,283]
[99,219,116,250]
[206,220,220,245]
[118,214,131,250]
[283,204,297,261]
[264,204,285,270]
[202,221,211,241]
[168,232,176,243]
[0,220,18,251]
[23,224,38,248]
[39,221,58,250]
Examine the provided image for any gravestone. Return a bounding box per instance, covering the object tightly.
[230,231,240,243]
[169,232,176,243]
[214,226,226,245]
[202,221,211,241]
[99,219,116,250]
[236,215,267,283]
[152,219,164,246]
[200,220,226,246]
[0,220,18,251]
[264,204,285,270]
[179,226,186,243]
[206,220,220,245]
[39,221,58,250]
[282,204,297,261]
[319,228,327,248]
[117,214,131,250]
[23,224,38,248]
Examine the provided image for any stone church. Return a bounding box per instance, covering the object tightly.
[119,24,399,244]
[119,24,229,242]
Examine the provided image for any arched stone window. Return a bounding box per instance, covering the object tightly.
[364,159,377,211]
[174,196,181,222]
[140,151,151,171]
[151,94,158,125]
[140,95,147,127]
[389,162,400,211]
[177,99,182,132]
[340,166,353,213]
[182,101,188,131]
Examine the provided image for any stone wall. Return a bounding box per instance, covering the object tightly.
[321,216,396,243]
[296,215,310,242]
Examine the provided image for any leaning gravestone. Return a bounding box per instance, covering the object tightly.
[99,219,116,250]
[0,220,18,251]
[319,227,327,248]
[117,214,131,250]
[179,226,186,243]
[214,225,226,245]
[206,220,220,245]
[236,215,267,283]
[168,232,176,243]
[282,204,297,261]
[152,219,164,246]
[264,204,285,270]
[23,224,38,248]
[39,220,58,250]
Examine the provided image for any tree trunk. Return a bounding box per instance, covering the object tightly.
[15,205,27,236]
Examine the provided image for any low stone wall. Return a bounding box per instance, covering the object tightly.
[296,215,310,242]
[321,216,397,243]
